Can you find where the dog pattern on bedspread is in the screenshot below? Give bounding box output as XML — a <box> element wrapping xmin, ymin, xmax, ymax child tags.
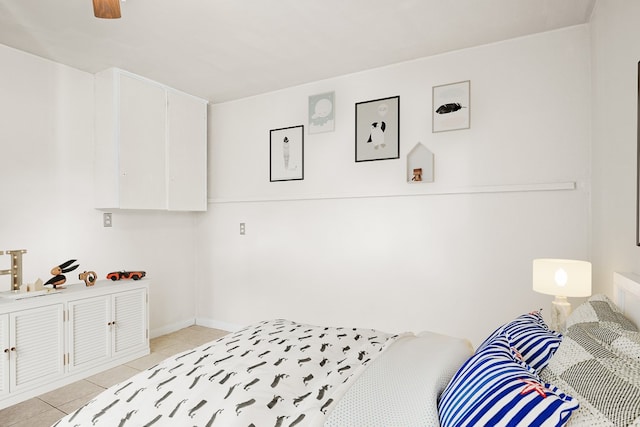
<box><xmin>52</xmin><ymin>319</ymin><xmax>400</xmax><ymax>427</ymax></box>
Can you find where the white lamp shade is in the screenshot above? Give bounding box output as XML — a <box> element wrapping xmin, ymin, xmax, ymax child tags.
<box><xmin>532</xmin><ymin>259</ymin><xmax>592</xmax><ymax>298</ymax></box>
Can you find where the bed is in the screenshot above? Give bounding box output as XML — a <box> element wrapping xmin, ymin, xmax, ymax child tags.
<box><xmin>52</xmin><ymin>272</ymin><xmax>640</xmax><ymax>427</ymax></box>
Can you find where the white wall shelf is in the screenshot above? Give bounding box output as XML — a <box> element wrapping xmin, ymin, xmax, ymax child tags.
<box><xmin>208</xmin><ymin>181</ymin><xmax>577</xmax><ymax>204</ymax></box>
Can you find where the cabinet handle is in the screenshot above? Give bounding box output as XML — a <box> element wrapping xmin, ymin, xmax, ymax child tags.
<box><xmin>3</xmin><ymin>348</ymin><xmax>8</xmax><ymax>353</ymax></box>
<box><xmin>10</xmin><ymin>347</ymin><xmax>16</xmax><ymax>352</ymax></box>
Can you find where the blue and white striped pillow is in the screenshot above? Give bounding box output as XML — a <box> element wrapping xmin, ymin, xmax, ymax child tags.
<box><xmin>476</xmin><ymin>311</ymin><xmax>562</xmax><ymax>372</ymax></box>
<box><xmin>439</xmin><ymin>335</ymin><xmax>578</xmax><ymax>427</ymax></box>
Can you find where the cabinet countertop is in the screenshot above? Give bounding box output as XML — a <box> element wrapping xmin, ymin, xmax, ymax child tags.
<box><xmin>0</xmin><ymin>279</ymin><xmax>150</xmax><ymax>313</ymax></box>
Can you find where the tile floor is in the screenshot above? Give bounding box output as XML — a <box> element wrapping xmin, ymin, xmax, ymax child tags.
<box><xmin>0</xmin><ymin>325</ymin><xmax>229</xmax><ymax>427</ymax></box>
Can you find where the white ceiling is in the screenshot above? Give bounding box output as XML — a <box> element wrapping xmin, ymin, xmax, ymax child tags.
<box><xmin>0</xmin><ymin>0</ymin><xmax>595</xmax><ymax>103</ymax></box>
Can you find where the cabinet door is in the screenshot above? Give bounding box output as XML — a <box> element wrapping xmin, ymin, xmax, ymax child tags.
<box><xmin>68</xmin><ymin>296</ymin><xmax>111</xmax><ymax>373</ymax></box>
<box><xmin>10</xmin><ymin>305</ymin><xmax>64</xmax><ymax>393</ymax></box>
<box><xmin>112</xmin><ymin>288</ymin><xmax>147</xmax><ymax>357</ymax></box>
<box><xmin>0</xmin><ymin>314</ymin><xmax>8</xmax><ymax>398</ymax></box>
<box><xmin>119</xmin><ymin>73</ymin><xmax>167</xmax><ymax>209</ymax></box>
<box><xmin>167</xmin><ymin>90</ymin><xmax>207</xmax><ymax>211</ymax></box>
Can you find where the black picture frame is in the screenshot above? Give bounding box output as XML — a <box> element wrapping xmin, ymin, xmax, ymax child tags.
<box><xmin>270</xmin><ymin>125</ymin><xmax>304</xmax><ymax>182</ymax></box>
<box><xmin>355</xmin><ymin>95</ymin><xmax>400</xmax><ymax>162</ymax></box>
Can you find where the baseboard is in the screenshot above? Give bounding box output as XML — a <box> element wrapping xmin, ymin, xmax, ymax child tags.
<box><xmin>150</xmin><ymin>317</ymin><xmax>196</xmax><ymax>338</ymax></box>
<box><xmin>196</xmin><ymin>317</ymin><xmax>244</xmax><ymax>332</ymax></box>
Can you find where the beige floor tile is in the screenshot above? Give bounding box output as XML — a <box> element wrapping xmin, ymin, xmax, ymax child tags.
<box><xmin>37</xmin><ymin>380</ymin><xmax>104</xmax><ymax>408</ymax></box>
<box><xmin>125</xmin><ymin>351</ymin><xmax>169</xmax><ymax>371</ymax></box>
<box><xmin>56</xmin><ymin>389</ymin><xmax>103</xmax><ymax>415</ymax></box>
<box><xmin>186</xmin><ymin>324</ymin><xmax>214</xmax><ymax>333</ymax></box>
<box><xmin>205</xmin><ymin>329</ymin><xmax>230</xmax><ymax>341</ymax></box>
<box><xmin>0</xmin><ymin>398</ymin><xmax>51</xmax><ymax>426</ymax></box>
<box><xmin>85</xmin><ymin>364</ymin><xmax>141</xmax><ymax>388</ymax></box>
<box><xmin>179</xmin><ymin>329</ymin><xmax>218</xmax><ymax>346</ymax></box>
<box><xmin>155</xmin><ymin>340</ymin><xmax>197</xmax><ymax>357</ymax></box>
<box><xmin>10</xmin><ymin>407</ymin><xmax>66</xmax><ymax>427</ymax></box>
<box><xmin>150</xmin><ymin>335</ymin><xmax>182</xmax><ymax>352</ymax></box>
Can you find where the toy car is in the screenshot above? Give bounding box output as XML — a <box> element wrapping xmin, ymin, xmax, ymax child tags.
<box><xmin>106</xmin><ymin>270</ymin><xmax>146</xmax><ymax>281</ymax></box>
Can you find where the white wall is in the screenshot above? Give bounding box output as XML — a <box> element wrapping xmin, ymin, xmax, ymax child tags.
<box><xmin>197</xmin><ymin>26</ymin><xmax>592</xmax><ymax>346</ymax></box>
<box><xmin>0</xmin><ymin>44</ymin><xmax>199</xmax><ymax>336</ymax></box>
<box><xmin>0</xmin><ymin>20</ymin><xmax>600</xmax><ymax>348</ymax></box>
<box><xmin>590</xmin><ymin>0</ymin><xmax>640</xmax><ymax>295</ymax></box>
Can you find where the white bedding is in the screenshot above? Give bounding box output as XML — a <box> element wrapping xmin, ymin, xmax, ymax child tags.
<box><xmin>51</xmin><ymin>320</ymin><xmax>472</xmax><ymax>427</ymax></box>
<box><xmin>325</xmin><ymin>331</ymin><xmax>472</xmax><ymax>426</ymax></box>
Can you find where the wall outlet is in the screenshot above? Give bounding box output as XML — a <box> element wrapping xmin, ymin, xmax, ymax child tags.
<box><xmin>103</xmin><ymin>212</ymin><xmax>113</xmax><ymax>227</ymax></box>
<box><xmin>240</xmin><ymin>222</ymin><xmax>246</xmax><ymax>235</ymax></box>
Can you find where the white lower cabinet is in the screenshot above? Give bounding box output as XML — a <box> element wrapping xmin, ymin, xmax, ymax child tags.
<box><xmin>0</xmin><ymin>304</ymin><xmax>64</xmax><ymax>398</ymax></box>
<box><xmin>0</xmin><ymin>313</ymin><xmax>7</xmax><ymax>398</ymax></box>
<box><xmin>68</xmin><ymin>288</ymin><xmax>147</xmax><ymax>373</ymax></box>
<box><xmin>0</xmin><ymin>280</ymin><xmax>149</xmax><ymax>409</ymax></box>
<box><xmin>68</xmin><ymin>295</ymin><xmax>110</xmax><ymax>373</ymax></box>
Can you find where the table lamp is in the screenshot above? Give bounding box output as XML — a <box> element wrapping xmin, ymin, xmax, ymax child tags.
<box><xmin>532</xmin><ymin>258</ymin><xmax>592</xmax><ymax>332</ymax></box>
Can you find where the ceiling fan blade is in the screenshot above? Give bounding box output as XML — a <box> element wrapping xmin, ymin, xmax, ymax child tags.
<box><xmin>93</xmin><ymin>0</ymin><xmax>121</xmax><ymax>19</ymax></box>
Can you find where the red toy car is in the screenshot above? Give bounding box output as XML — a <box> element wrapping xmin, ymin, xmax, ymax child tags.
<box><xmin>106</xmin><ymin>270</ymin><xmax>146</xmax><ymax>281</ymax></box>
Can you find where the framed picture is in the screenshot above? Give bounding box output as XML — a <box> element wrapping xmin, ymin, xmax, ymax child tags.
<box><xmin>270</xmin><ymin>125</ymin><xmax>304</xmax><ymax>182</ymax></box>
<box><xmin>432</xmin><ymin>80</ymin><xmax>470</xmax><ymax>133</ymax></box>
<box><xmin>355</xmin><ymin>95</ymin><xmax>400</xmax><ymax>162</ymax></box>
<box><xmin>308</xmin><ymin>91</ymin><xmax>335</xmax><ymax>134</ymax></box>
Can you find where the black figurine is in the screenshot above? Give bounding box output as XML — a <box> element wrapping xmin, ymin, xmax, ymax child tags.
<box><xmin>44</xmin><ymin>259</ymin><xmax>79</xmax><ymax>289</ymax></box>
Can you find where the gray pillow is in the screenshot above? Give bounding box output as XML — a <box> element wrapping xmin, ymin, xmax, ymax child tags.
<box><xmin>540</xmin><ymin>295</ymin><xmax>640</xmax><ymax>426</ymax></box>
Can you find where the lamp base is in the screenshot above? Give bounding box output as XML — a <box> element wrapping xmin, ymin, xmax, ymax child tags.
<box><xmin>550</xmin><ymin>296</ymin><xmax>572</xmax><ymax>332</ymax></box>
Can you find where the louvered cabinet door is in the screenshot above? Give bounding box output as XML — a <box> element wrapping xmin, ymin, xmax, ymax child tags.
<box><xmin>0</xmin><ymin>314</ymin><xmax>8</xmax><ymax>398</ymax></box>
<box><xmin>68</xmin><ymin>296</ymin><xmax>111</xmax><ymax>373</ymax></box>
<box><xmin>112</xmin><ymin>288</ymin><xmax>147</xmax><ymax>357</ymax></box>
<box><xmin>10</xmin><ymin>304</ymin><xmax>64</xmax><ymax>393</ymax></box>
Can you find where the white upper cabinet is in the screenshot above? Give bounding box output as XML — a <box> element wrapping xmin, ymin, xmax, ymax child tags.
<box><xmin>167</xmin><ymin>90</ymin><xmax>208</xmax><ymax>211</ymax></box>
<box><xmin>94</xmin><ymin>68</ymin><xmax>208</xmax><ymax>211</ymax></box>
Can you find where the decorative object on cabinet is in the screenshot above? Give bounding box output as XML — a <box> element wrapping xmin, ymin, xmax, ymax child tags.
<box><xmin>412</xmin><ymin>168</ymin><xmax>423</xmax><ymax>181</ymax></box>
<box><xmin>532</xmin><ymin>258</ymin><xmax>592</xmax><ymax>332</ymax></box>
<box><xmin>432</xmin><ymin>80</ymin><xmax>470</xmax><ymax>133</ymax></box>
<box><xmin>407</xmin><ymin>143</ymin><xmax>434</xmax><ymax>183</ymax></box>
<box><xmin>93</xmin><ymin>0</ymin><xmax>121</xmax><ymax>19</ymax></box>
<box><xmin>308</xmin><ymin>91</ymin><xmax>335</xmax><ymax>134</ymax></box>
<box><xmin>94</xmin><ymin>68</ymin><xmax>208</xmax><ymax>211</ymax></box>
<box><xmin>0</xmin><ymin>249</ymin><xmax>27</xmax><ymax>291</ymax></box>
<box><xmin>44</xmin><ymin>259</ymin><xmax>79</xmax><ymax>289</ymax></box>
<box><xmin>106</xmin><ymin>270</ymin><xmax>146</xmax><ymax>281</ymax></box>
<box><xmin>355</xmin><ymin>96</ymin><xmax>400</xmax><ymax>162</ymax></box>
<box><xmin>270</xmin><ymin>125</ymin><xmax>304</xmax><ymax>182</ymax></box>
<box><xmin>79</xmin><ymin>271</ymin><xmax>97</xmax><ymax>286</ymax></box>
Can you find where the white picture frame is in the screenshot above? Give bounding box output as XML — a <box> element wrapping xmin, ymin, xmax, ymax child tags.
<box><xmin>308</xmin><ymin>91</ymin><xmax>335</xmax><ymax>134</ymax></box>
<box><xmin>432</xmin><ymin>80</ymin><xmax>470</xmax><ymax>133</ymax></box>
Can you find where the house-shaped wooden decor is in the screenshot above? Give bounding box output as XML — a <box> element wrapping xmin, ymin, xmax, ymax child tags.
<box><xmin>406</xmin><ymin>142</ymin><xmax>434</xmax><ymax>183</ymax></box>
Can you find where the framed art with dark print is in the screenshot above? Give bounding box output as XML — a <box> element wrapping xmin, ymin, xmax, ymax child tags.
<box><xmin>355</xmin><ymin>95</ymin><xmax>400</xmax><ymax>162</ymax></box>
<box><xmin>270</xmin><ymin>125</ymin><xmax>304</xmax><ymax>182</ymax></box>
